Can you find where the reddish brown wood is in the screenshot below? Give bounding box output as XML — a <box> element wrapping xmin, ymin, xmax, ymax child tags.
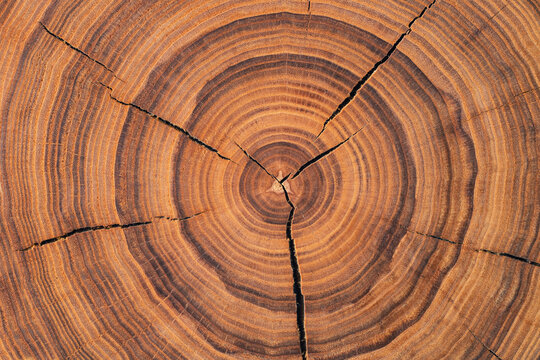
<box><xmin>0</xmin><ymin>1</ymin><xmax>538</xmax><ymax>359</ymax></box>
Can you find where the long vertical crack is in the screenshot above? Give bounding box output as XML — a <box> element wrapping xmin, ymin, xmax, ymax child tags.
<box><xmin>17</xmin><ymin>212</ymin><xmax>206</xmax><ymax>252</ymax></box>
<box><xmin>39</xmin><ymin>22</ymin><xmax>121</xmax><ymax>81</ymax></box>
<box><xmin>100</xmin><ymin>84</ymin><xmax>232</xmax><ymax>161</ymax></box>
<box><xmin>317</xmin><ymin>0</ymin><xmax>438</xmax><ymax>137</ymax></box>
<box><xmin>282</xmin><ymin>186</ymin><xmax>307</xmax><ymax>360</ymax></box>
<box><xmin>235</xmin><ymin>143</ymin><xmax>307</xmax><ymax>359</ymax></box>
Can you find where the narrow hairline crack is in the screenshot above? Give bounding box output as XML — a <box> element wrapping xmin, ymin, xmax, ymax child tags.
<box><xmin>39</xmin><ymin>22</ymin><xmax>123</xmax><ymax>81</ymax></box>
<box><xmin>291</xmin><ymin>127</ymin><xmax>363</xmax><ymax>180</ymax></box>
<box><xmin>17</xmin><ymin>211</ymin><xmax>207</xmax><ymax>252</ymax></box>
<box><xmin>99</xmin><ymin>83</ymin><xmax>233</xmax><ymax>162</ymax></box>
<box><xmin>407</xmin><ymin>229</ymin><xmax>461</xmax><ymax>246</ymax></box>
<box><xmin>316</xmin><ymin>0</ymin><xmax>438</xmax><ymax>137</ymax></box>
<box><xmin>466</xmin><ymin>328</ymin><xmax>503</xmax><ymax>360</ymax></box>
<box><xmin>235</xmin><ymin>144</ymin><xmax>308</xmax><ymax>359</ymax></box>
<box><xmin>406</xmin><ymin>229</ymin><xmax>540</xmax><ymax>268</ymax></box>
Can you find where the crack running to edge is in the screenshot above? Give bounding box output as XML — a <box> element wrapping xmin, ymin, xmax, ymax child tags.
<box><xmin>235</xmin><ymin>144</ymin><xmax>308</xmax><ymax>359</ymax></box>
<box><xmin>18</xmin><ymin>212</ymin><xmax>206</xmax><ymax>252</ymax></box>
<box><xmin>466</xmin><ymin>329</ymin><xmax>503</xmax><ymax>360</ymax></box>
<box><xmin>407</xmin><ymin>229</ymin><xmax>540</xmax><ymax>268</ymax></box>
<box><xmin>40</xmin><ymin>22</ymin><xmax>122</xmax><ymax>81</ymax></box>
<box><xmin>99</xmin><ymin>83</ymin><xmax>232</xmax><ymax>162</ymax></box>
<box><xmin>476</xmin><ymin>248</ymin><xmax>540</xmax><ymax>267</ymax></box>
<box><xmin>291</xmin><ymin>128</ymin><xmax>362</xmax><ymax>179</ymax></box>
<box><xmin>317</xmin><ymin>0</ymin><xmax>438</xmax><ymax>137</ymax></box>
<box><xmin>283</xmin><ymin>186</ymin><xmax>307</xmax><ymax>360</ymax></box>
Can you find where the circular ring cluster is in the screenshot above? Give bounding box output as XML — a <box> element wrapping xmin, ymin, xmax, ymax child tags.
<box><xmin>2</xmin><ymin>2</ymin><xmax>538</xmax><ymax>360</ymax></box>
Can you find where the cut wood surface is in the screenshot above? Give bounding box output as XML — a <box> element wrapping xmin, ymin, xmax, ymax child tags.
<box><xmin>0</xmin><ymin>0</ymin><xmax>538</xmax><ymax>359</ymax></box>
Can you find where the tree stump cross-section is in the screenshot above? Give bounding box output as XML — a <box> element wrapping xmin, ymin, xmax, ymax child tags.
<box><xmin>0</xmin><ymin>0</ymin><xmax>538</xmax><ymax>359</ymax></box>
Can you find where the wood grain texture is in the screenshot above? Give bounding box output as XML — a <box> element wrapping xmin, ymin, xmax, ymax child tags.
<box><xmin>0</xmin><ymin>0</ymin><xmax>538</xmax><ymax>359</ymax></box>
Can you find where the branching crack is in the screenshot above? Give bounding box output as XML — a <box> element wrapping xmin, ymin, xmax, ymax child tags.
<box><xmin>407</xmin><ymin>229</ymin><xmax>540</xmax><ymax>268</ymax></box>
<box><xmin>100</xmin><ymin>83</ymin><xmax>232</xmax><ymax>161</ymax></box>
<box><xmin>18</xmin><ymin>212</ymin><xmax>205</xmax><ymax>252</ymax></box>
<box><xmin>466</xmin><ymin>328</ymin><xmax>503</xmax><ymax>360</ymax></box>
<box><xmin>39</xmin><ymin>22</ymin><xmax>121</xmax><ymax>80</ymax></box>
<box><xmin>291</xmin><ymin>128</ymin><xmax>362</xmax><ymax>179</ymax></box>
<box><xmin>317</xmin><ymin>0</ymin><xmax>438</xmax><ymax>137</ymax></box>
<box><xmin>235</xmin><ymin>144</ymin><xmax>307</xmax><ymax>359</ymax></box>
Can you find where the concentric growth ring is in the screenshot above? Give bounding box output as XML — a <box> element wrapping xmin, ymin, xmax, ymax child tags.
<box><xmin>1</xmin><ymin>1</ymin><xmax>538</xmax><ymax>360</ymax></box>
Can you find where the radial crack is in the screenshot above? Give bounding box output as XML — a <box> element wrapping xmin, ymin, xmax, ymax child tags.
<box><xmin>18</xmin><ymin>213</ymin><xmax>205</xmax><ymax>252</ymax></box>
<box><xmin>476</xmin><ymin>248</ymin><xmax>540</xmax><ymax>267</ymax></box>
<box><xmin>235</xmin><ymin>145</ymin><xmax>308</xmax><ymax>358</ymax></box>
<box><xmin>407</xmin><ymin>229</ymin><xmax>462</xmax><ymax>245</ymax></box>
<box><xmin>317</xmin><ymin>0</ymin><xmax>438</xmax><ymax>137</ymax></box>
<box><xmin>101</xmin><ymin>84</ymin><xmax>232</xmax><ymax>161</ymax></box>
<box><xmin>40</xmin><ymin>22</ymin><xmax>121</xmax><ymax>80</ymax></box>
<box><xmin>18</xmin><ymin>221</ymin><xmax>151</xmax><ymax>251</ymax></box>
<box><xmin>282</xmin><ymin>187</ymin><xmax>308</xmax><ymax>360</ymax></box>
<box><xmin>408</xmin><ymin>229</ymin><xmax>540</xmax><ymax>268</ymax></box>
<box><xmin>466</xmin><ymin>329</ymin><xmax>503</xmax><ymax>360</ymax></box>
<box><xmin>154</xmin><ymin>211</ymin><xmax>207</xmax><ymax>222</ymax></box>
<box><xmin>292</xmin><ymin>128</ymin><xmax>362</xmax><ymax>179</ymax></box>
<box><xmin>280</xmin><ymin>173</ymin><xmax>292</xmax><ymax>184</ymax></box>
<box><xmin>234</xmin><ymin>143</ymin><xmax>278</xmax><ymax>181</ymax></box>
